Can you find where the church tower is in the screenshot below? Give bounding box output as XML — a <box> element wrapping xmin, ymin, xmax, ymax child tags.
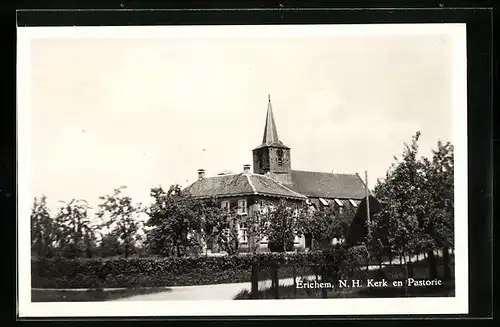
<box><xmin>252</xmin><ymin>95</ymin><xmax>293</xmax><ymax>185</ymax></box>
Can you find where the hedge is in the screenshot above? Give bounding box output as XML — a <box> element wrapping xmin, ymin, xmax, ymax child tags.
<box><xmin>32</xmin><ymin>245</ymin><xmax>369</xmax><ymax>289</ymax></box>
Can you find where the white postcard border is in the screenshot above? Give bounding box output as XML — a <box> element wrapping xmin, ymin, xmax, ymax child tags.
<box><xmin>17</xmin><ymin>23</ymin><xmax>468</xmax><ymax>317</ymax></box>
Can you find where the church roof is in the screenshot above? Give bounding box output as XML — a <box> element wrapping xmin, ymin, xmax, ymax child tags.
<box><xmin>183</xmin><ymin>172</ymin><xmax>306</xmax><ymax>200</ymax></box>
<box><xmin>253</xmin><ymin>95</ymin><xmax>290</xmax><ymax>150</ymax></box>
<box><xmin>287</xmin><ymin>170</ymin><xmax>369</xmax><ymax>199</ymax></box>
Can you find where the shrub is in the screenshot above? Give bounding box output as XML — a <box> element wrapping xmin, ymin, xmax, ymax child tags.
<box><xmin>31</xmin><ymin>246</ymin><xmax>368</xmax><ymax>289</ymax></box>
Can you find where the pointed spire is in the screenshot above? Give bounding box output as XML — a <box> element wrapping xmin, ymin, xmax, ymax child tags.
<box><xmin>262</xmin><ymin>94</ymin><xmax>279</xmax><ymax>145</ymax></box>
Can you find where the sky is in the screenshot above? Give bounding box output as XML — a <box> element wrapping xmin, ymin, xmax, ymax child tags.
<box><xmin>27</xmin><ymin>27</ymin><xmax>454</xmax><ymax>213</ymax></box>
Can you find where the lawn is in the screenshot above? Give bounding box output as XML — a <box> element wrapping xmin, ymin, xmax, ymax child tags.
<box><xmin>31</xmin><ymin>287</ymin><xmax>172</xmax><ymax>302</ymax></box>
<box><xmin>235</xmin><ymin>255</ymin><xmax>455</xmax><ymax>300</ymax></box>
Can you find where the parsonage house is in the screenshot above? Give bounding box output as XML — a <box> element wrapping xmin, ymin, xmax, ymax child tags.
<box><xmin>183</xmin><ymin>96</ymin><xmax>377</xmax><ymax>252</ymax></box>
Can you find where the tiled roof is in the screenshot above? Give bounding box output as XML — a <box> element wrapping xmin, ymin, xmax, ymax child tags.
<box><xmin>250</xmin><ymin>174</ymin><xmax>306</xmax><ymax>199</ymax></box>
<box><xmin>183</xmin><ymin>173</ymin><xmax>306</xmax><ymax>200</ymax></box>
<box><xmin>287</xmin><ymin>170</ymin><xmax>369</xmax><ymax>199</ymax></box>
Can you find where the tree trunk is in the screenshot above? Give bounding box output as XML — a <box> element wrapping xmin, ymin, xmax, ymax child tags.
<box><xmin>124</xmin><ymin>243</ymin><xmax>129</xmax><ymax>258</ymax></box>
<box><xmin>427</xmin><ymin>250</ymin><xmax>438</xmax><ymax>278</ymax></box>
<box><xmin>407</xmin><ymin>254</ymin><xmax>414</xmax><ymax>278</ymax></box>
<box><xmin>443</xmin><ymin>246</ymin><xmax>451</xmax><ymax>280</ymax></box>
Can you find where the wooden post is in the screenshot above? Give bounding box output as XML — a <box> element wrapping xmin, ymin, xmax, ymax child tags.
<box><xmin>321</xmin><ymin>265</ymin><xmax>328</xmax><ymax>298</ymax></box>
<box><xmin>272</xmin><ymin>263</ymin><xmax>279</xmax><ymax>299</ymax></box>
<box><xmin>365</xmin><ymin>170</ymin><xmax>371</xmax><ymax>231</ymax></box>
<box><xmin>403</xmin><ymin>252</ymin><xmax>409</xmax><ymax>297</ymax></box>
<box><xmin>251</xmin><ymin>263</ymin><xmax>258</xmax><ymax>299</ymax></box>
<box><xmin>292</xmin><ymin>265</ymin><xmax>297</xmax><ymax>298</ymax></box>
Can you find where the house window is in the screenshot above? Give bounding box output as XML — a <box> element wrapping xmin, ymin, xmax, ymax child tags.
<box><xmin>259</xmin><ymin>200</ymin><xmax>267</xmax><ymax>214</ymax></box>
<box><xmin>221</xmin><ymin>201</ymin><xmax>230</xmax><ymax>213</ymax></box>
<box><xmin>237</xmin><ymin>199</ymin><xmax>247</xmax><ymax>215</ymax></box>
<box><xmin>349</xmin><ymin>199</ymin><xmax>359</xmax><ymax>208</ymax></box>
<box><xmin>222</xmin><ymin>228</ymin><xmax>230</xmax><ymax>239</ymax></box>
<box><xmin>239</xmin><ymin>223</ymin><xmax>248</xmax><ymax>243</ymax></box>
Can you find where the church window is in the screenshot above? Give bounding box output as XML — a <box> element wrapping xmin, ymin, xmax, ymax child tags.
<box><xmin>277</xmin><ymin>148</ymin><xmax>284</xmax><ymax>166</ymax></box>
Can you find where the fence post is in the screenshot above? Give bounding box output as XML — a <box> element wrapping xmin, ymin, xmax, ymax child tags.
<box><xmin>272</xmin><ymin>263</ymin><xmax>279</xmax><ymax>299</ymax></box>
<box><xmin>403</xmin><ymin>254</ymin><xmax>409</xmax><ymax>297</ymax></box>
<box><xmin>251</xmin><ymin>263</ymin><xmax>258</xmax><ymax>299</ymax></box>
<box><xmin>321</xmin><ymin>265</ymin><xmax>327</xmax><ymax>298</ymax></box>
<box><xmin>293</xmin><ymin>265</ymin><xmax>297</xmax><ymax>298</ymax></box>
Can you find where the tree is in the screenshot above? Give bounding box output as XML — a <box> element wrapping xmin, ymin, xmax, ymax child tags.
<box><xmin>370</xmin><ymin>132</ymin><xmax>455</xmax><ymax>279</ymax></box>
<box><xmin>371</xmin><ymin>132</ymin><xmax>427</xmax><ymax>270</ymax></box>
<box><xmin>264</xmin><ymin>199</ymin><xmax>302</xmax><ymax>253</ymax></box>
<box><xmin>197</xmin><ymin>197</ymin><xmax>227</xmax><ymax>253</ymax></box>
<box><xmin>145</xmin><ymin>185</ymin><xmax>202</xmax><ymax>257</ymax></box>
<box><xmin>96</xmin><ymin>186</ymin><xmax>144</xmax><ymax>258</ymax></box>
<box><xmin>53</xmin><ymin>199</ymin><xmax>97</xmax><ymax>258</ymax></box>
<box><xmin>30</xmin><ymin>195</ymin><xmax>56</xmax><ymax>258</ymax></box>
<box><xmin>299</xmin><ymin>201</ymin><xmax>356</xmax><ymax>251</ymax></box>
<box><xmin>216</xmin><ymin>208</ymin><xmax>241</xmax><ymax>255</ymax></box>
<box><xmin>245</xmin><ymin>210</ymin><xmax>269</xmax><ymax>254</ymax></box>
<box><xmin>420</xmin><ymin>141</ymin><xmax>454</xmax><ymax>279</ymax></box>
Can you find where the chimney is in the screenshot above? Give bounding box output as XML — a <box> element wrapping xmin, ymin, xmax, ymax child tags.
<box><xmin>243</xmin><ymin>164</ymin><xmax>251</xmax><ymax>174</ymax></box>
<box><xmin>197</xmin><ymin>169</ymin><xmax>205</xmax><ymax>180</ymax></box>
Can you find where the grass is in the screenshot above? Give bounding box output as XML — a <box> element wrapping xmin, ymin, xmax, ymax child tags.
<box><xmin>31</xmin><ymin>287</ymin><xmax>172</xmax><ymax>302</ymax></box>
<box><xmin>235</xmin><ymin>255</ymin><xmax>455</xmax><ymax>300</ymax></box>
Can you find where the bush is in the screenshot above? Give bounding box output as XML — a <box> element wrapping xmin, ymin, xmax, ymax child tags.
<box><xmin>32</xmin><ymin>246</ymin><xmax>368</xmax><ymax>289</ymax></box>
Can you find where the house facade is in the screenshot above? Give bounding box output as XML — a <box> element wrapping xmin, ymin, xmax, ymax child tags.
<box><xmin>183</xmin><ymin>95</ymin><xmax>374</xmax><ymax>252</ymax></box>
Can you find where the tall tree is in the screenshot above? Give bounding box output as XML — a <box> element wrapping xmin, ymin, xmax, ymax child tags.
<box><xmin>96</xmin><ymin>186</ymin><xmax>144</xmax><ymax>258</ymax></box>
<box><xmin>53</xmin><ymin>199</ymin><xmax>96</xmax><ymax>258</ymax></box>
<box><xmin>197</xmin><ymin>197</ymin><xmax>227</xmax><ymax>253</ymax></box>
<box><xmin>372</xmin><ymin>132</ymin><xmax>426</xmax><ymax>270</ymax></box>
<box><xmin>421</xmin><ymin>141</ymin><xmax>454</xmax><ymax>279</ymax></box>
<box><xmin>145</xmin><ymin>185</ymin><xmax>202</xmax><ymax>257</ymax></box>
<box><xmin>216</xmin><ymin>207</ymin><xmax>241</xmax><ymax>255</ymax></box>
<box><xmin>30</xmin><ymin>196</ymin><xmax>56</xmax><ymax>258</ymax></box>
<box><xmin>265</xmin><ymin>199</ymin><xmax>302</xmax><ymax>253</ymax></box>
<box><xmin>245</xmin><ymin>210</ymin><xmax>269</xmax><ymax>254</ymax></box>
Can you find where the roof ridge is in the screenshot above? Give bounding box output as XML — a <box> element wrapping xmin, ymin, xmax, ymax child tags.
<box><xmin>245</xmin><ymin>174</ymin><xmax>258</xmax><ymax>194</ymax></box>
<box><xmin>258</xmin><ymin>174</ymin><xmax>307</xmax><ymax>198</ymax></box>
<box><xmin>291</xmin><ymin>169</ymin><xmax>358</xmax><ymax>176</ymax></box>
<box><xmin>202</xmin><ymin>172</ymin><xmax>243</xmax><ymax>179</ymax></box>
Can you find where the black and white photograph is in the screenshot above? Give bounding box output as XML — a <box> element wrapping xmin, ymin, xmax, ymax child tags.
<box><xmin>17</xmin><ymin>23</ymin><xmax>468</xmax><ymax>317</ymax></box>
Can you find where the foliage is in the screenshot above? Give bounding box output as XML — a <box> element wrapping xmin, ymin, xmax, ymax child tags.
<box><xmin>31</xmin><ymin>196</ymin><xmax>56</xmax><ymax>258</ymax></box>
<box><xmin>421</xmin><ymin>141</ymin><xmax>454</xmax><ymax>249</ymax></box>
<box><xmin>245</xmin><ymin>211</ymin><xmax>269</xmax><ymax>254</ymax></box>
<box><xmin>144</xmin><ymin>185</ymin><xmax>203</xmax><ymax>257</ymax></box>
<box><xmin>371</xmin><ymin>131</ymin><xmax>454</xmax><ymax>268</ymax></box>
<box><xmin>301</xmin><ymin>204</ymin><xmax>356</xmax><ymax>250</ymax></box>
<box><xmin>264</xmin><ymin>199</ymin><xmax>302</xmax><ymax>252</ymax></box>
<box><xmin>96</xmin><ymin>186</ymin><xmax>144</xmax><ymax>258</ymax></box>
<box><xmin>53</xmin><ymin>199</ymin><xmax>97</xmax><ymax>258</ymax></box>
<box><xmin>31</xmin><ymin>249</ymin><xmax>368</xmax><ymax>288</ymax></box>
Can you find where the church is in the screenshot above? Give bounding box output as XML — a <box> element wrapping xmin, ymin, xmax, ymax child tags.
<box><xmin>183</xmin><ymin>95</ymin><xmax>373</xmax><ymax>252</ymax></box>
